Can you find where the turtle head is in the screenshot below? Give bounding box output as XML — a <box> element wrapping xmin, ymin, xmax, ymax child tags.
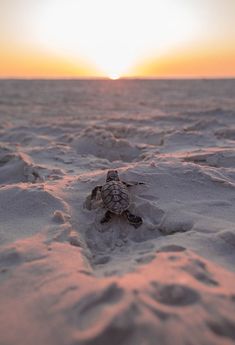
<box><xmin>106</xmin><ymin>170</ymin><xmax>120</xmax><ymax>182</ymax></box>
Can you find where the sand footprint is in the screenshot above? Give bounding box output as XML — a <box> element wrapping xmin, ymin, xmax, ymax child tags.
<box><xmin>157</xmin><ymin>244</ymin><xmax>186</xmax><ymax>253</ymax></box>
<box><xmin>68</xmin><ymin>283</ymin><xmax>124</xmax><ymax>330</ymax></box>
<box><xmin>182</xmin><ymin>258</ymin><xmax>219</xmax><ymax>287</ymax></box>
<box><xmin>150</xmin><ymin>282</ymin><xmax>200</xmax><ymax>306</ymax></box>
<box><xmin>207</xmin><ymin>318</ymin><xmax>235</xmax><ymax>341</ymax></box>
<box><xmin>68</xmin><ymin>283</ymin><xmax>143</xmax><ymax>345</ymax></box>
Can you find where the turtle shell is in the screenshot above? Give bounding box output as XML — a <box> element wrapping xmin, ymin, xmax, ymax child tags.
<box><xmin>101</xmin><ymin>181</ymin><xmax>130</xmax><ymax>214</ymax></box>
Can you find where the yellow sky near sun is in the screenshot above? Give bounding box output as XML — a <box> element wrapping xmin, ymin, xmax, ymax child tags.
<box><xmin>0</xmin><ymin>0</ymin><xmax>235</xmax><ymax>78</ymax></box>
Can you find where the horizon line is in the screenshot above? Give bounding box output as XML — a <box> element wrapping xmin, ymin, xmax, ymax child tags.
<box><xmin>0</xmin><ymin>76</ymin><xmax>235</xmax><ymax>81</ymax></box>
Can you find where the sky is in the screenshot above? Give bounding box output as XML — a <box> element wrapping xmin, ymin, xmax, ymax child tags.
<box><xmin>1</xmin><ymin>0</ymin><xmax>235</xmax><ymax>78</ymax></box>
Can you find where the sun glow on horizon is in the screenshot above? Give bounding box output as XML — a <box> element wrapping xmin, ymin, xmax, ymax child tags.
<box><xmin>30</xmin><ymin>0</ymin><xmax>200</xmax><ymax>78</ymax></box>
<box><xmin>108</xmin><ymin>73</ymin><xmax>120</xmax><ymax>80</ymax></box>
<box><xmin>1</xmin><ymin>0</ymin><xmax>235</xmax><ymax>77</ymax></box>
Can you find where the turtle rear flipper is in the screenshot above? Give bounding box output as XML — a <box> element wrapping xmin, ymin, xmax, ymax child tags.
<box><xmin>100</xmin><ymin>210</ymin><xmax>112</xmax><ymax>224</ymax></box>
<box><xmin>125</xmin><ymin>210</ymin><xmax>142</xmax><ymax>228</ymax></box>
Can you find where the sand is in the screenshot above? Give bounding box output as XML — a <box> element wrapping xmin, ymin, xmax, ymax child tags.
<box><xmin>0</xmin><ymin>79</ymin><xmax>235</xmax><ymax>345</ymax></box>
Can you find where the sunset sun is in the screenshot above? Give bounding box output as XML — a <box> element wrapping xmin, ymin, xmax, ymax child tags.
<box><xmin>109</xmin><ymin>74</ymin><xmax>120</xmax><ymax>80</ymax></box>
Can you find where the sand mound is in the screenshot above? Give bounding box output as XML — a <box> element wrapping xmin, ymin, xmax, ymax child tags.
<box><xmin>1</xmin><ymin>128</ymin><xmax>52</xmax><ymax>147</ymax></box>
<box><xmin>0</xmin><ymin>149</ymin><xmax>44</xmax><ymax>184</ymax></box>
<box><xmin>73</xmin><ymin>127</ymin><xmax>140</xmax><ymax>162</ymax></box>
<box><xmin>100</xmin><ymin>124</ymin><xmax>164</xmax><ymax>146</ymax></box>
<box><xmin>183</xmin><ymin>119</ymin><xmax>223</xmax><ymax>132</ymax></box>
<box><xmin>163</xmin><ymin>131</ymin><xmax>217</xmax><ymax>152</ymax></box>
<box><xmin>183</xmin><ymin>149</ymin><xmax>235</xmax><ymax>168</ymax></box>
<box><xmin>215</xmin><ymin>127</ymin><xmax>235</xmax><ymax>140</ymax></box>
<box><xmin>0</xmin><ymin>186</ymin><xmax>68</xmax><ymax>244</ymax></box>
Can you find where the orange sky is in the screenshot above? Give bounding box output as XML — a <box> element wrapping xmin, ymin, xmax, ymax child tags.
<box><xmin>1</xmin><ymin>0</ymin><xmax>235</xmax><ymax>78</ymax></box>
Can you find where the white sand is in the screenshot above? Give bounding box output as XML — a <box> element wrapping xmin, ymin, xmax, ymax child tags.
<box><xmin>0</xmin><ymin>79</ymin><xmax>235</xmax><ymax>345</ymax></box>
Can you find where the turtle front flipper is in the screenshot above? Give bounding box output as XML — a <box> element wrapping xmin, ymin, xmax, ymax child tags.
<box><xmin>122</xmin><ymin>181</ymin><xmax>145</xmax><ymax>187</ymax></box>
<box><xmin>125</xmin><ymin>210</ymin><xmax>142</xmax><ymax>228</ymax></box>
<box><xmin>91</xmin><ymin>185</ymin><xmax>102</xmax><ymax>200</ymax></box>
<box><xmin>100</xmin><ymin>210</ymin><xmax>112</xmax><ymax>224</ymax></box>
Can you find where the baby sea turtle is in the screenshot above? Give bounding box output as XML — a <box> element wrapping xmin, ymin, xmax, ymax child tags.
<box><xmin>91</xmin><ymin>170</ymin><xmax>143</xmax><ymax>228</ymax></box>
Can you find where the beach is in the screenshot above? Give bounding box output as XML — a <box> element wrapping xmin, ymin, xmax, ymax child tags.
<box><xmin>0</xmin><ymin>79</ymin><xmax>235</xmax><ymax>345</ymax></box>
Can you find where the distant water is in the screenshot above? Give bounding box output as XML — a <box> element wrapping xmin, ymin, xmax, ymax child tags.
<box><xmin>0</xmin><ymin>79</ymin><xmax>235</xmax><ymax>120</ymax></box>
